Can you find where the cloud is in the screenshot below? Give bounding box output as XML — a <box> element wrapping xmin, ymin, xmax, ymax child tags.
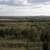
<box><xmin>32</xmin><ymin>0</ymin><xmax>50</xmax><ymax>3</ymax></box>
<box><xmin>0</xmin><ymin>2</ymin><xmax>50</xmax><ymax>16</ymax></box>
<box><xmin>11</xmin><ymin>0</ymin><xmax>32</xmax><ymax>6</ymax></box>
<box><xmin>0</xmin><ymin>5</ymin><xmax>32</xmax><ymax>16</ymax></box>
<box><xmin>0</xmin><ymin>0</ymin><xmax>50</xmax><ymax>6</ymax></box>
<box><xmin>0</xmin><ymin>0</ymin><xmax>50</xmax><ymax>16</ymax></box>
<box><xmin>0</xmin><ymin>0</ymin><xmax>29</xmax><ymax>6</ymax></box>
<box><xmin>31</xmin><ymin>1</ymin><xmax>50</xmax><ymax>16</ymax></box>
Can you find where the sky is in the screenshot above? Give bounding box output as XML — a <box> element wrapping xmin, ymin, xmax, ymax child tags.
<box><xmin>0</xmin><ymin>0</ymin><xmax>50</xmax><ymax>16</ymax></box>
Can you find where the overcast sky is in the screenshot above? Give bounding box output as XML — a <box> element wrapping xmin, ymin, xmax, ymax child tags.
<box><xmin>0</xmin><ymin>0</ymin><xmax>50</xmax><ymax>16</ymax></box>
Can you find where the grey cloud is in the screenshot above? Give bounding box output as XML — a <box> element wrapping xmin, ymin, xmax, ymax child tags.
<box><xmin>31</xmin><ymin>0</ymin><xmax>50</xmax><ymax>3</ymax></box>
<box><xmin>0</xmin><ymin>0</ymin><xmax>30</xmax><ymax>6</ymax></box>
<box><xmin>0</xmin><ymin>0</ymin><xmax>15</xmax><ymax>5</ymax></box>
<box><xmin>0</xmin><ymin>0</ymin><xmax>50</xmax><ymax>6</ymax></box>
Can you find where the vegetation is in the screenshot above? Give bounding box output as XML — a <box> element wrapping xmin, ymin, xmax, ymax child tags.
<box><xmin>0</xmin><ymin>20</ymin><xmax>49</xmax><ymax>50</ymax></box>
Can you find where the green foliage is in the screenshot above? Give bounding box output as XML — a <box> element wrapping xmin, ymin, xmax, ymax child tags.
<box><xmin>0</xmin><ymin>28</ymin><xmax>17</xmax><ymax>39</ymax></box>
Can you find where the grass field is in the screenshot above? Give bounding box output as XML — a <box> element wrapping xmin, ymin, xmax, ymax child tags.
<box><xmin>0</xmin><ymin>17</ymin><xmax>49</xmax><ymax>50</ymax></box>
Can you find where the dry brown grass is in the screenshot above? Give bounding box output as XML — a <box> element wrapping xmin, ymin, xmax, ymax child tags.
<box><xmin>0</xmin><ymin>47</ymin><xmax>26</xmax><ymax>50</ymax></box>
<box><xmin>0</xmin><ymin>22</ymin><xmax>32</xmax><ymax>30</ymax></box>
<box><xmin>0</xmin><ymin>21</ymin><xmax>49</xmax><ymax>50</ymax></box>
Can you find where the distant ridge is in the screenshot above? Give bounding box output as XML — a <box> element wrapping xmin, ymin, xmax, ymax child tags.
<box><xmin>0</xmin><ymin>16</ymin><xmax>50</xmax><ymax>22</ymax></box>
<box><xmin>0</xmin><ymin>16</ymin><xmax>50</xmax><ymax>18</ymax></box>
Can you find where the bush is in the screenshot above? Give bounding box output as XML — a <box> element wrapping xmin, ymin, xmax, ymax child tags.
<box><xmin>0</xmin><ymin>28</ymin><xmax>17</xmax><ymax>38</ymax></box>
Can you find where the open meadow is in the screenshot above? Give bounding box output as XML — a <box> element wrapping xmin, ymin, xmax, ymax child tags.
<box><xmin>0</xmin><ymin>16</ymin><xmax>50</xmax><ymax>50</ymax></box>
